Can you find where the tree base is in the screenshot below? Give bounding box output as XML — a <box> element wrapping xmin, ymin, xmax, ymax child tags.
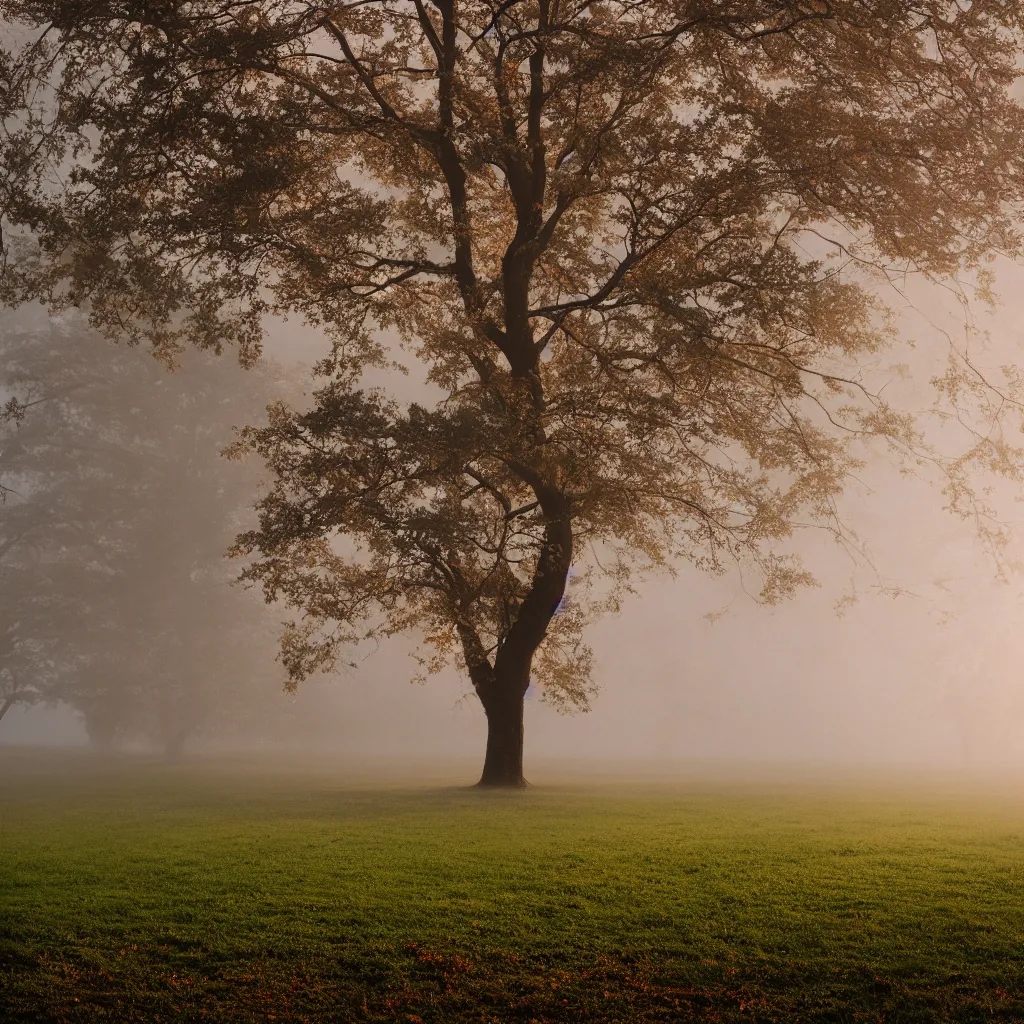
<box><xmin>474</xmin><ymin>775</ymin><xmax>530</xmax><ymax>789</ymax></box>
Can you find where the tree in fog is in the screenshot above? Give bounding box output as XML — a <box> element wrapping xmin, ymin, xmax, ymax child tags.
<box><xmin>0</xmin><ymin>322</ymin><xmax>106</xmax><ymax>724</ymax></box>
<box><xmin>0</xmin><ymin>313</ymin><xmax>290</xmax><ymax>753</ymax></box>
<box><xmin>4</xmin><ymin>4</ymin><xmax>1024</xmax><ymax>783</ymax></box>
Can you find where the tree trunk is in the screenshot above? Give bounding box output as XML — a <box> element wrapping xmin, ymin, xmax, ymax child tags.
<box><xmin>478</xmin><ymin>673</ymin><xmax>528</xmax><ymax>787</ymax></box>
<box><xmin>464</xmin><ymin>485</ymin><xmax>572</xmax><ymax>789</ymax></box>
<box><xmin>164</xmin><ymin>730</ymin><xmax>187</xmax><ymax>762</ymax></box>
<box><xmin>0</xmin><ymin>696</ymin><xmax>16</xmax><ymax>723</ymax></box>
<box><xmin>83</xmin><ymin>706</ymin><xmax>120</xmax><ymax>752</ymax></box>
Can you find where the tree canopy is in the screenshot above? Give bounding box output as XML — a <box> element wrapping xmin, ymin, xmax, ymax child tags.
<box><xmin>3</xmin><ymin>2</ymin><xmax>1024</xmax><ymax>782</ymax></box>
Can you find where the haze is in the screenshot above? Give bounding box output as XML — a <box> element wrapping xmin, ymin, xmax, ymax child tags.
<box><xmin>5</xmin><ymin>263</ymin><xmax>1024</xmax><ymax>773</ymax></box>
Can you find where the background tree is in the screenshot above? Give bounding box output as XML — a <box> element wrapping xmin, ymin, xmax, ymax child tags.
<box><xmin>0</xmin><ymin>313</ymin><xmax>111</xmax><ymax>726</ymax></box>
<box><xmin>0</xmin><ymin>310</ymin><xmax>293</xmax><ymax>754</ymax></box>
<box><xmin>3</xmin><ymin>3</ymin><xmax>1024</xmax><ymax>783</ymax></box>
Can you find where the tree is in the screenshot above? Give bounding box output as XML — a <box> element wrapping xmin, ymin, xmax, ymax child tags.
<box><xmin>0</xmin><ymin>310</ymin><xmax>293</xmax><ymax>754</ymax></box>
<box><xmin>3</xmin><ymin>3</ymin><xmax>1024</xmax><ymax>784</ymax></box>
<box><xmin>0</xmin><ymin>310</ymin><xmax>114</xmax><ymax>726</ymax></box>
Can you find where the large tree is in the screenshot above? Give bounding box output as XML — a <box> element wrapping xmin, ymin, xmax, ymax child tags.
<box><xmin>3</xmin><ymin>3</ymin><xmax>1024</xmax><ymax>784</ymax></box>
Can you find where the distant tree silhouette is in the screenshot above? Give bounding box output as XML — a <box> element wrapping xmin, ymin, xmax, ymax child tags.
<box><xmin>4</xmin><ymin>3</ymin><xmax>1024</xmax><ymax>782</ymax></box>
<box><xmin>0</xmin><ymin>311</ymin><xmax>292</xmax><ymax>753</ymax></box>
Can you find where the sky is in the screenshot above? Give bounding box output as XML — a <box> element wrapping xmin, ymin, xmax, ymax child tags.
<box><xmin>5</xmin><ymin>258</ymin><xmax>1024</xmax><ymax>770</ymax></box>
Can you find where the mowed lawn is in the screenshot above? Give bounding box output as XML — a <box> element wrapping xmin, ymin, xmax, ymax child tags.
<box><xmin>2</xmin><ymin>753</ymin><xmax>1024</xmax><ymax>1022</ymax></box>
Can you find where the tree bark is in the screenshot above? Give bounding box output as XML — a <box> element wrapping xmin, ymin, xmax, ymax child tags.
<box><xmin>477</xmin><ymin>665</ymin><xmax>529</xmax><ymax>787</ymax></box>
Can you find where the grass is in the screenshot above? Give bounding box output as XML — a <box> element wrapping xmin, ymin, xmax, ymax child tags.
<box><xmin>2</xmin><ymin>752</ymin><xmax>1024</xmax><ymax>1022</ymax></box>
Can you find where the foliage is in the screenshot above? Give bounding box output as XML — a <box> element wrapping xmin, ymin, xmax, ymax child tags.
<box><xmin>0</xmin><ymin>312</ymin><xmax>123</xmax><ymax>720</ymax></box>
<box><xmin>3</xmin><ymin>754</ymin><xmax>1024</xmax><ymax>1021</ymax></box>
<box><xmin>0</xmin><ymin>310</ymin><xmax>292</xmax><ymax>747</ymax></box>
<box><xmin>3</xmin><ymin>3</ymin><xmax>1024</xmax><ymax>773</ymax></box>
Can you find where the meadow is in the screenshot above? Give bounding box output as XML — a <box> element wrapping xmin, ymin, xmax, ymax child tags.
<box><xmin>2</xmin><ymin>751</ymin><xmax>1023</xmax><ymax>1022</ymax></box>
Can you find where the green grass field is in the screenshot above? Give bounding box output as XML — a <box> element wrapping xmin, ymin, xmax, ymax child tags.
<box><xmin>2</xmin><ymin>752</ymin><xmax>1024</xmax><ymax>1022</ymax></box>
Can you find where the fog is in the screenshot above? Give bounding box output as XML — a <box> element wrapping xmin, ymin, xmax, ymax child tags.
<box><xmin>5</xmin><ymin>261</ymin><xmax>1024</xmax><ymax>773</ymax></box>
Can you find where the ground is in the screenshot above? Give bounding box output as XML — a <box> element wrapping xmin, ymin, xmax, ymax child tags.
<box><xmin>1</xmin><ymin>751</ymin><xmax>1023</xmax><ymax>1022</ymax></box>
